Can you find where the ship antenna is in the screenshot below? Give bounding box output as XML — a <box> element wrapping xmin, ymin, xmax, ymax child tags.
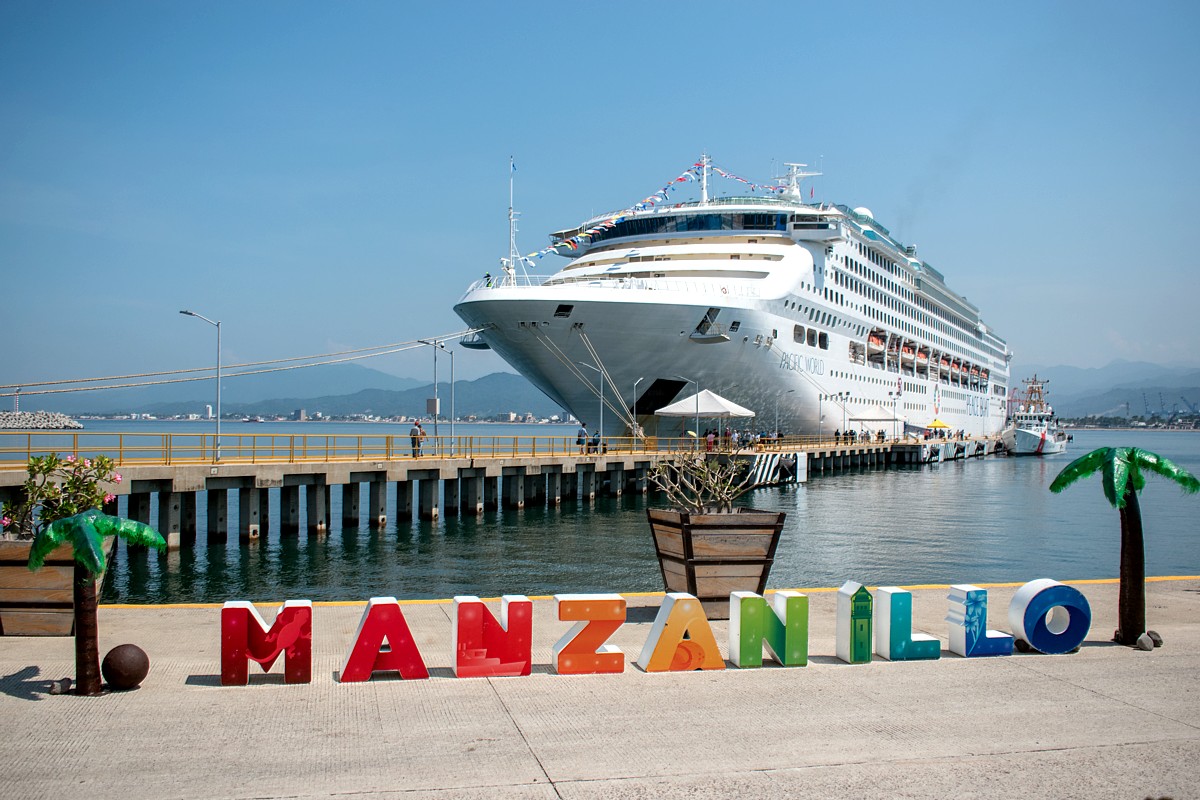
<box><xmin>699</xmin><ymin>152</ymin><xmax>710</xmax><ymax>204</ymax></box>
<box><xmin>504</xmin><ymin>156</ymin><xmax>527</xmax><ymax>284</ymax></box>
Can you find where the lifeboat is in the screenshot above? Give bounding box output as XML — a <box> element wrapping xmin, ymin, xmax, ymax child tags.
<box><xmin>916</xmin><ymin>349</ymin><xmax>929</xmax><ymax>364</ymax></box>
<box><xmin>901</xmin><ymin>346</ymin><xmax>915</xmax><ymax>363</ymax></box>
<box><xmin>867</xmin><ymin>333</ymin><xmax>885</xmax><ymax>352</ymax></box>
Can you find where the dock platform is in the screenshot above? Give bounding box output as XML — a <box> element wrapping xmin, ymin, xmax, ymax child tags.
<box><xmin>1</xmin><ymin>431</ymin><xmax>1002</xmax><ymax>544</ymax></box>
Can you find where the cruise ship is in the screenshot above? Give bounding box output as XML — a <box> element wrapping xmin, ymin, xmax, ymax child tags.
<box><xmin>454</xmin><ymin>156</ymin><xmax>1011</xmax><ymax>440</ymax></box>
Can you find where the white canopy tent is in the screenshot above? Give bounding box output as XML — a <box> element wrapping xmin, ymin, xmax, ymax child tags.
<box><xmin>655</xmin><ymin>389</ymin><xmax>755</xmax><ymax>440</ymax></box>
<box><xmin>656</xmin><ymin>389</ymin><xmax>756</xmax><ymax>419</ymax></box>
<box><xmin>849</xmin><ymin>404</ymin><xmax>907</xmax><ymax>440</ymax></box>
<box><xmin>849</xmin><ymin>404</ymin><xmax>905</xmax><ymax>423</ymax></box>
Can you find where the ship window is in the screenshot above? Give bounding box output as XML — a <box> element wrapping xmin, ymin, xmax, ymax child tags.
<box><xmin>729</xmin><ymin>321</ymin><xmax>741</xmax><ymax>332</ymax></box>
<box><xmin>819</xmin><ymin>332</ymin><xmax>829</xmax><ymax>350</ymax></box>
<box><xmin>553</xmin><ymin>304</ymin><xmax>574</xmax><ymax>318</ymax></box>
<box><xmin>807</xmin><ymin>329</ymin><xmax>817</xmax><ymax>347</ymax></box>
<box><xmin>793</xmin><ymin>325</ymin><xmax>805</xmax><ymax>343</ymax></box>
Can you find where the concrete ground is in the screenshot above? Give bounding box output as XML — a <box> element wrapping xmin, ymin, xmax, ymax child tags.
<box><xmin>2</xmin><ymin>578</ymin><xmax>1198</xmax><ymax>800</ymax></box>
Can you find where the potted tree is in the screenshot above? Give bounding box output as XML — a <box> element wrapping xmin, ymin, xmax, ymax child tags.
<box><xmin>1049</xmin><ymin>447</ymin><xmax>1198</xmax><ymax>647</ymax></box>
<box><xmin>647</xmin><ymin>455</ymin><xmax>786</xmax><ymax>618</ymax></box>
<box><xmin>2</xmin><ymin>454</ymin><xmax>164</xmax><ymax>695</ymax></box>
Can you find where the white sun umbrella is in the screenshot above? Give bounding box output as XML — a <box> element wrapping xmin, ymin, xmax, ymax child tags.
<box><xmin>656</xmin><ymin>389</ymin><xmax>755</xmax><ymax>439</ymax></box>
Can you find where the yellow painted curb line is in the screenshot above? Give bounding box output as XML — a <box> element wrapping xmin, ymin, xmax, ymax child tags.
<box><xmin>98</xmin><ymin>575</ymin><xmax>1200</xmax><ymax>610</ymax></box>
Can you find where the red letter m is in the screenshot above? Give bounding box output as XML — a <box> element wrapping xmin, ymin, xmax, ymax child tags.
<box><xmin>221</xmin><ymin>600</ymin><xmax>312</xmax><ymax>685</ymax></box>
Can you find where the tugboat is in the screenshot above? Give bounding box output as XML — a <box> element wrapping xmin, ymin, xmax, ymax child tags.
<box><xmin>1001</xmin><ymin>375</ymin><xmax>1068</xmax><ymax>456</ymax></box>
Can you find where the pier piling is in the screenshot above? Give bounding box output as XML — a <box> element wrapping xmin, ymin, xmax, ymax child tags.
<box><xmin>368</xmin><ymin>479</ymin><xmax>387</xmax><ymax>527</ymax></box>
<box><xmin>279</xmin><ymin>485</ymin><xmax>300</xmax><ymax>533</ymax></box>
<box><xmin>238</xmin><ymin>487</ymin><xmax>261</xmax><ymax>540</ymax></box>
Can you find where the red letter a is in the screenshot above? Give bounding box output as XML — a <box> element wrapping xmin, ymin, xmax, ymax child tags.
<box><xmin>339</xmin><ymin>597</ymin><xmax>429</xmax><ymax>682</ymax></box>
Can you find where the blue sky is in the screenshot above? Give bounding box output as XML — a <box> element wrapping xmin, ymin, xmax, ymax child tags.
<box><xmin>3</xmin><ymin>1</ymin><xmax>1198</xmax><ymax>396</ymax></box>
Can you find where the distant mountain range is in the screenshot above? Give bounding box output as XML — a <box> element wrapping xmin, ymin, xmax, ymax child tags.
<box><xmin>1010</xmin><ymin>360</ymin><xmax>1200</xmax><ymax>418</ymax></box>
<box><xmin>20</xmin><ymin>359</ymin><xmax>1200</xmax><ymax>421</ymax></box>
<box><xmin>27</xmin><ymin>363</ymin><xmax>422</xmax><ymax>416</ymax></box>
<box><xmin>23</xmin><ymin>363</ymin><xmax>567</xmax><ymax>420</ymax></box>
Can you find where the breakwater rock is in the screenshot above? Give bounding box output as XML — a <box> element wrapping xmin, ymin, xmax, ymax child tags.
<box><xmin>0</xmin><ymin>411</ymin><xmax>83</xmax><ymax>430</ymax></box>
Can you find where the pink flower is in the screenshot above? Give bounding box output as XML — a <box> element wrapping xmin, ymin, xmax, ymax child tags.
<box><xmin>104</xmin><ymin>494</ymin><xmax>116</xmax><ymax>504</ymax></box>
<box><xmin>0</xmin><ymin>516</ymin><xmax>11</xmax><ymax>528</ymax></box>
<box><xmin>83</xmin><ymin>458</ymin><xmax>92</xmax><ymax>468</ymax></box>
<box><xmin>113</xmin><ymin>473</ymin><xmax>123</xmax><ymax>484</ymax></box>
<box><xmin>66</xmin><ymin>455</ymin><xmax>77</xmax><ymax>463</ymax></box>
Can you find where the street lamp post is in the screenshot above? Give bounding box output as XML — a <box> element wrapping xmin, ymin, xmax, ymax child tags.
<box><xmin>673</xmin><ymin>375</ymin><xmax>699</xmax><ymax>451</ymax></box>
<box><xmin>579</xmin><ymin>362</ymin><xmax>604</xmax><ymax>446</ymax></box>
<box><xmin>418</xmin><ymin>339</ymin><xmax>446</xmax><ymax>454</ymax></box>
<box><xmin>179</xmin><ymin>309</ymin><xmax>221</xmax><ymax>462</ymax></box>
<box><xmin>775</xmin><ymin>389</ymin><xmax>795</xmax><ymax>437</ymax></box>
<box><xmin>888</xmin><ymin>391</ymin><xmax>898</xmax><ymax>441</ymax></box>
<box><xmin>839</xmin><ymin>391</ymin><xmax>849</xmax><ymax>440</ymax></box>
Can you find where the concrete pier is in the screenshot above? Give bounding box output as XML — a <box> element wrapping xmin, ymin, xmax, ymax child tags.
<box><xmin>0</xmin><ymin>439</ymin><xmax>1000</xmax><ymax>547</ymax></box>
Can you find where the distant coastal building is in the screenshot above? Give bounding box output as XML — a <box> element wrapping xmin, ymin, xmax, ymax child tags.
<box><xmin>292</xmin><ymin>409</ymin><xmax>307</xmax><ymax>421</ymax></box>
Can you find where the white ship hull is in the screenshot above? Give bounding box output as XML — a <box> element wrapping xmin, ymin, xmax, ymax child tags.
<box><xmin>1001</xmin><ymin>425</ymin><xmax>1068</xmax><ymax>456</ymax></box>
<box><xmin>456</xmin><ymin>278</ymin><xmax>1006</xmax><ymax>439</ymax></box>
<box><xmin>455</xmin><ymin>158</ymin><xmax>1012</xmax><ymax>439</ymax></box>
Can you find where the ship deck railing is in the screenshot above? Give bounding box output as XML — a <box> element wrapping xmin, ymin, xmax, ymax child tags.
<box><xmin>0</xmin><ymin>431</ymin><xmax>985</xmax><ymax>469</ymax></box>
<box><xmin>464</xmin><ymin>273</ymin><xmax>762</xmax><ymax>297</ymax></box>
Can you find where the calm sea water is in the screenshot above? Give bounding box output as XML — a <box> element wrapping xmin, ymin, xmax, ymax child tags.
<box><xmin>82</xmin><ymin>425</ymin><xmax>1199</xmax><ymax>604</ymax></box>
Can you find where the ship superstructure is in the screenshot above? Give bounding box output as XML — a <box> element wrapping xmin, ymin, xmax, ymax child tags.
<box><xmin>454</xmin><ymin>156</ymin><xmax>1011</xmax><ymax>440</ymax></box>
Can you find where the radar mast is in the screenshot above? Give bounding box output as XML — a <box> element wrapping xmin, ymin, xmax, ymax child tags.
<box><xmin>779</xmin><ymin>162</ymin><xmax>822</xmax><ymax>203</ymax></box>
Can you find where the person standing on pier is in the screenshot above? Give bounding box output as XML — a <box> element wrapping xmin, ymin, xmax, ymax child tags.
<box><xmin>410</xmin><ymin>421</ymin><xmax>425</xmax><ymax>457</ymax></box>
<box><xmin>577</xmin><ymin>423</ymin><xmax>588</xmax><ymax>454</ymax></box>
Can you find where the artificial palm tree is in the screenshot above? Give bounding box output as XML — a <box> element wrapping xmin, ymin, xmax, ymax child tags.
<box><xmin>28</xmin><ymin>509</ymin><xmax>165</xmax><ymax>695</ymax></box>
<box><xmin>1049</xmin><ymin>447</ymin><xmax>1198</xmax><ymax>646</ymax></box>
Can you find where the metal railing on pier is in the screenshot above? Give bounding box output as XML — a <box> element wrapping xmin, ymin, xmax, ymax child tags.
<box><xmin>0</xmin><ymin>430</ymin><xmax>940</xmax><ymax>468</ymax></box>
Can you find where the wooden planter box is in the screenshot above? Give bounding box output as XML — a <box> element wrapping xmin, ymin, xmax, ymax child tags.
<box><xmin>0</xmin><ymin>539</ymin><xmax>110</xmax><ymax>636</ymax></box>
<box><xmin>647</xmin><ymin>508</ymin><xmax>787</xmax><ymax>619</ymax></box>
